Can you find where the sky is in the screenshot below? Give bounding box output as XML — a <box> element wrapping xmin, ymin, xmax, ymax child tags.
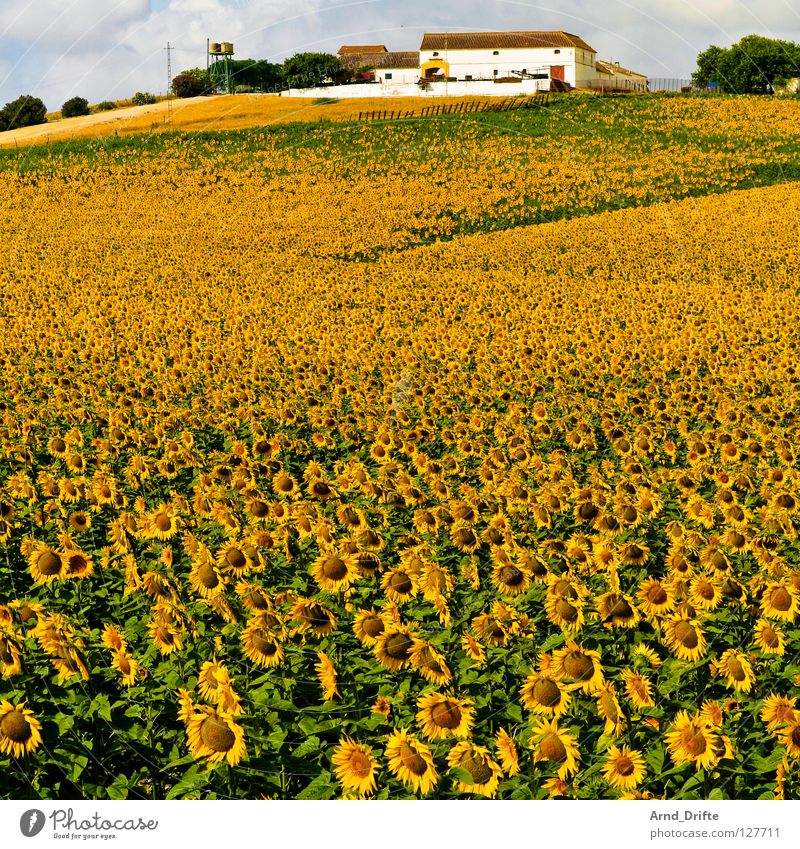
<box><xmin>0</xmin><ymin>0</ymin><xmax>798</xmax><ymax>109</ymax></box>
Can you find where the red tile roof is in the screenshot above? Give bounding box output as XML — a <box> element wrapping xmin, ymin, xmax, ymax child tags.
<box><xmin>340</xmin><ymin>51</ymin><xmax>420</xmax><ymax>70</ymax></box>
<box><xmin>596</xmin><ymin>60</ymin><xmax>647</xmax><ymax>79</ymax></box>
<box><xmin>338</xmin><ymin>45</ymin><xmax>387</xmax><ymax>55</ymax></box>
<box><xmin>420</xmin><ymin>31</ymin><xmax>595</xmax><ymax>52</ymax></box>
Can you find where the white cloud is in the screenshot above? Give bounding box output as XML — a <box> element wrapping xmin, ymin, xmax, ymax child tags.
<box><xmin>1</xmin><ymin>0</ymin><xmax>798</xmax><ymax>109</ymax></box>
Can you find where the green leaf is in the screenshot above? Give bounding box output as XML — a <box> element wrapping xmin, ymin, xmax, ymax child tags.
<box><xmin>292</xmin><ymin>735</ymin><xmax>320</xmax><ymax>758</ymax></box>
<box><xmin>751</xmin><ymin>748</ymin><xmax>784</xmax><ymax>774</ymax></box>
<box><xmin>449</xmin><ymin>767</ymin><xmax>475</xmax><ymax>785</ymax></box>
<box><xmin>646</xmin><ymin>746</ymin><xmax>665</xmax><ymax>775</ymax></box>
<box><xmin>708</xmin><ymin>788</ymin><xmax>725</xmax><ymax>800</ymax></box>
<box><xmin>296</xmin><ymin>771</ymin><xmax>335</xmax><ymax>800</ymax></box>
<box><xmin>166</xmin><ymin>765</ymin><xmax>211</xmax><ymax>800</ymax></box>
<box><xmin>267</xmin><ymin>728</ymin><xmax>288</xmax><ymax>749</ymax></box>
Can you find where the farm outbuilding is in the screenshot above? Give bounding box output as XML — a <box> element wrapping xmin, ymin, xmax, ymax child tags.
<box><xmin>330</xmin><ymin>30</ymin><xmax>648</xmax><ymax>95</ymax></box>
<box><xmin>339</xmin><ymin>50</ymin><xmax>422</xmax><ymax>85</ymax></box>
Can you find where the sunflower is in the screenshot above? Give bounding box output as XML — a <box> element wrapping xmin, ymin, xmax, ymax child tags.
<box><xmin>189</xmin><ymin>557</ymin><xmax>225</xmax><ymax>599</ymax></box>
<box><xmin>111</xmin><ymin>651</ymin><xmax>141</xmax><ymax>687</ymax></box>
<box><xmin>637</xmin><ymin>577</ymin><xmax>675</xmax><ymax>617</ymax></box>
<box><xmin>665</xmin><ymin>710</ymin><xmax>720</xmax><ymax>770</ymax></box>
<box><xmin>148</xmin><ymin>615</ymin><xmax>183</xmax><ymax>655</ymax></box>
<box><xmin>779</xmin><ymin>720</ymin><xmax>800</xmax><ymax>760</ymax></box>
<box><xmin>689</xmin><ymin>574</ymin><xmax>723</xmax><ymax>611</ymax></box>
<box><xmin>385</xmin><ymin>728</ymin><xmax>437</xmax><ymax>796</ymax></box>
<box><xmin>101</xmin><ymin>624</ymin><xmax>127</xmax><ymax>653</ymax></box>
<box><xmin>714</xmin><ymin>649</ymin><xmax>755</xmax><ymax>693</ymax></box>
<box><xmin>544</xmin><ymin>592</ymin><xmax>585</xmax><ymax>632</ymax></box>
<box><xmin>315</xmin><ymin>651</ymin><xmax>340</xmax><ymax>701</ymax></box>
<box><xmin>602</xmin><ymin>745</ymin><xmax>646</xmax><ymax>791</ymax></box>
<box><xmin>416</xmin><ymin>692</ymin><xmax>474</xmax><ymax>740</ymax></box>
<box><xmin>419</xmin><ymin>561</ymin><xmax>454</xmax><ymax>600</ymax></box>
<box><xmin>64</xmin><ymin>549</ymin><xmax>94</xmax><ymax>580</ymax></box>
<box><xmin>663</xmin><ymin>616</ymin><xmax>706</xmax><ymax>662</ymax></box>
<box><xmin>381</xmin><ymin>567</ymin><xmax>418</xmax><ymax>604</ymax></box>
<box><xmin>52</xmin><ymin>646</ymin><xmax>90</xmax><ymax>682</ymax></box>
<box><xmin>352</xmin><ymin>608</ymin><xmax>386</xmax><ymax>646</ymax></box>
<box><xmin>217</xmin><ymin>541</ymin><xmax>258</xmax><ymax>578</ymax></box>
<box><xmin>621</xmin><ymin>668</ymin><xmax>655</xmax><ymax>708</ymax></box>
<box><xmin>186</xmin><ymin>705</ymin><xmax>246</xmax><ymax>767</ymax></box>
<box><xmin>760</xmin><ymin>694</ymin><xmax>796</xmax><ymax>731</ymax></box>
<box><xmin>372</xmin><ymin>695</ymin><xmax>391</xmax><ymax>717</ymax></box>
<box><xmin>198</xmin><ymin>659</ymin><xmax>231</xmax><ymax>704</ymax></box>
<box><xmin>494</xmin><ymin>728</ymin><xmax>520</xmax><ymax>777</ymax></box>
<box><xmin>596</xmin><ymin>591</ymin><xmax>640</xmax><ymax>629</ymax></box>
<box><xmin>761</xmin><ymin>583</ymin><xmax>799</xmax><ymax>622</ymax></box>
<box><xmin>447</xmin><ymin>741</ymin><xmax>503</xmax><ymax>798</ymax></box>
<box><xmin>373</xmin><ymin>628</ymin><xmax>416</xmax><ymax>672</ymax></box>
<box><xmin>290</xmin><ymin>598</ymin><xmax>336</xmax><ymax>636</ymax></box>
<box><xmin>461</xmin><ymin>633</ymin><xmax>486</xmax><ymax>666</ymax></box>
<box><xmin>529</xmin><ymin>718</ymin><xmax>580</xmax><ymax>779</ymax></box>
<box><xmin>491</xmin><ymin>561</ymin><xmax>531</xmax><ymax>596</ymax></box>
<box><xmin>410</xmin><ymin>641</ymin><xmax>452</xmax><ymax>686</ymax></box>
<box><xmin>0</xmin><ymin>701</ymin><xmax>42</xmax><ymax>757</ymax></box>
<box><xmin>331</xmin><ymin>738</ymin><xmax>378</xmax><ymax>797</ymax></box>
<box><xmin>312</xmin><ymin>550</ymin><xmax>360</xmax><ymax>593</ymax></box>
<box><xmin>0</xmin><ymin>634</ymin><xmax>22</xmax><ymax>677</ymax></box>
<box><xmin>450</xmin><ymin>523</ymin><xmax>482</xmax><ymax>554</ymax></box>
<box><xmin>754</xmin><ymin>619</ymin><xmax>786</xmax><ymax>655</ymax></box>
<box><xmin>26</xmin><ymin>541</ymin><xmax>65</xmax><ymax>584</ymax></box>
<box><xmin>242</xmin><ymin>620</ymin><xmax>284</xmax><ymax>668</ymax></box>
<box><xmin>68</xmin><ymin>511</ymin><xmax>91</xmax><ymax>533</ymax></box>
<box><xmin>519</xmin><ymin>671</ymin><xmax>572</xmax><ymax>718</ymax></box>
<box><xmin>272</xmin><ymin>469</ymin><xmax>300</xmax><ymax>500</ymax></box>
<box><xmin>595</xmin><ymin>683</ymin><xmax>626</xmax><ymax>736</ymax></box>
<box><xmin>552</xmin><ymin>643</ymin><xmax>605</xmax><ymax>692</ymax></box>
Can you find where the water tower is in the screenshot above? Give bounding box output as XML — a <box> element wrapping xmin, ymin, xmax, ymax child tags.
<box><xmin>207</xmin><ymin>40</ymin><xmax>235</xmax><ymax>93</ymax></box>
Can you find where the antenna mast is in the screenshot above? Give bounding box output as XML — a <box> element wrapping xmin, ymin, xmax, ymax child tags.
<box><xmin>165</xmin><ymin>41</ymin><xmax>174</xmax><ymax>128</ymax></box>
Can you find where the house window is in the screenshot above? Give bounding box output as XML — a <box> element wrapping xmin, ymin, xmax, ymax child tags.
<box><xmin>433</xmin><ymin>51</ymin><xmax>439</xmax><ymax>57</ymax></box>
<box><xmin>493</xmin><ymin>69</ymin><xmax>498</xmax><ymax>76</ymax></box>
<box><xmin>493</xmin><ymin>50</ymin><xmax>499</xmax><ymax>56</ymax></box>
<box><xmin>385</xmin><ymin>72</ymin><xmax>392</xmax><ymax>79</ymax></box>
<box><xmin>554</xmin><ymin>49</ymin><xmax>560</xmax><ymax>54</ymax></box>
<box><xmin>465</xmin><ymin>74</ymin><xmax>473</xmax><ymax>81</ymax></box>
<box><xmin>522</xmin><ymin>68</ymin><xmax>527</xmax><ymax>74</ymax></box>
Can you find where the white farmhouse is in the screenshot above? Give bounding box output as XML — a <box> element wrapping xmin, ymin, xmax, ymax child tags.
<box><xmin>338</xmin><ymin>46</ymin><xmax>421</xmax><ymax>85</ymax></box>
<box><xmin>418</xmin><ymin>31</ymin><xmax>598</xmax><ymax>88</ymax></box>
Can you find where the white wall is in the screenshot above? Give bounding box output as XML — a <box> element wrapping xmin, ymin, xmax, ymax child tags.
<box><xmin>283</xmin><ymin>79</ymin><xmax>548</xmax><ymax>98</ymax></box>
<box><xmin>419</xmin><ymin>46</ymin><xmax>583</xmax><ymax>86</ymax></box>
<box><xmin>375</xmin><ymin>68</ymin><xmax>420</xmax><ymax>85</ymax></box>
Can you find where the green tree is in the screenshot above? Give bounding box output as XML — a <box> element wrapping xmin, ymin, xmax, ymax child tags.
<box><xmin>693</xmin><ymin>35</ymin><xmax>800</xmax><ymax>93</ymax></box>
<box><xmin>281</xmin><ymin>52</ymin><xmax>343</xmax><ymax>89</ymax></box>
<box><xmin>61</xmin><ymin>96</ymin><xmax>90</xmax><ymax>118</ymax></box>
<box><xmin>172</xmin><ymin>69</ymin><xmax>211</xmax><ymax>98</ymax></box>
<box><xmin>0</xmin><ymin>94</ymin><xmax>47</xmax><ymax>131</ymax></box>
<box><xmin>131</xmin><ymin>91</ymin><xmax>156</xmax><ymax>105</ymax></box>
<box><xmin>228</xmin><ymin>59</ymin><xmax>282</xmax><ymax>90</ymax></box>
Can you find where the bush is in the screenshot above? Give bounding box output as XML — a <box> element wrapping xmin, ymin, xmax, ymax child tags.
<box><xmin>94</xmin><ymin>101</ymin><xmax>118</xmax><ymax>112</ymax></box>
<box><xmin>0</xmin><ymin>95</ymin><xmax>47</xmax><ymax>131</ymax></box>
<box><xmin>172</xmin><ymin>72</ymin><xmax>210</xmax><ymax>98</ymax></box>
<box><xmin>234</xmin><ymin>84</ymin><xmax>256</xmax><ymax>94</ymax></box>
<box><xmin>131</xmin><ymin>92</ymin><xmax>156</xmax><ymax>106</ymax></box>
<box><xmin>61</xmin><ymin>97</ymin><xmax>90</xmax><ymax>118</ymax></box>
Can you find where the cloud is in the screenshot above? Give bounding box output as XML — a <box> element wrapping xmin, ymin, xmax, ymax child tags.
<box><xmin>1</xmin><ymin>0</ymin><xmax>798</xmax><ymax>109</ymax></box>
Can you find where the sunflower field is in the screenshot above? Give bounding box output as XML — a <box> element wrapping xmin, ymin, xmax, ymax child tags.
<box><xmin>1</xmin><ymin>94</ymin><xmax>800</xmax><ymax>800</ymax></box>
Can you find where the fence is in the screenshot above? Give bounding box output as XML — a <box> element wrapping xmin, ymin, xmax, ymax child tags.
<box><xmin>356</xmin><ymin>93</ymin><xmax>549</xmax><ymax>122</ymax></box>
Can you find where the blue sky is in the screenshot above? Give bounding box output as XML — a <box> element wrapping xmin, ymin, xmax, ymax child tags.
<box><xmin>0</xmin><ymin>0</ymin><xmax>797</xmax><ymax>109</ymax></box>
